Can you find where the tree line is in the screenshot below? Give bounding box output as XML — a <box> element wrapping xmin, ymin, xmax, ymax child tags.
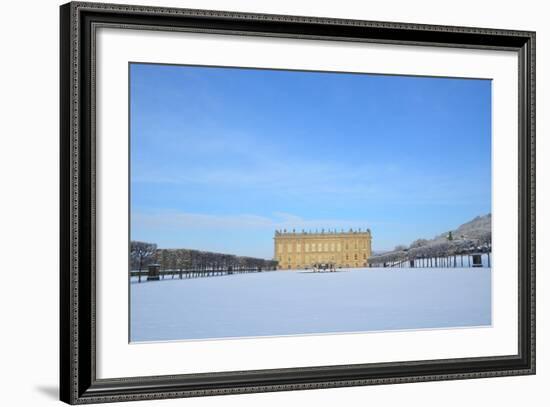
<box><xmin>368</xmin><ymin>214</ymin><xmax>492</xmax><ymax>266</ymax></box>
<box><xmin>130</xmin><ymin>241</ymin><xmax>277</xmax><ymax>281</ymax></box>
<box><xmin>368</xmin><ymin>230</ymin><xmax>491</xmax><ymax>266</ymax></box>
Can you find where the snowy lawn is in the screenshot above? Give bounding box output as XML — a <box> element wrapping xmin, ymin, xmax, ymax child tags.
<box><xmin>130</xmin><ymin>267</ymin><xmax>491</xmax><ymax>342</ymax></box>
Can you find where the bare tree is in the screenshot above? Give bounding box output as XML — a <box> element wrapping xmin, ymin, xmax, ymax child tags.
<box><xmin>130</xmin><ymin>241</ymin><xmax>157</xmax><ymax>283</ymax></box>
<box><xmin>409</xmin><ymin>238</ymin><xmax>429</xmax><ymax>249</ymax></box>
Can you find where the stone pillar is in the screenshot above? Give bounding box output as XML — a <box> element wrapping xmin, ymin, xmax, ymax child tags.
<box><xmin>147</xmin><ymin>264</ymin><xmax>160</xmax><ymax>281</ymax></box>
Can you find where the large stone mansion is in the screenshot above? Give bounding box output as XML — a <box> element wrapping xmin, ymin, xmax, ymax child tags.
<box><xmin>274</xmin><ymin>228</ymin><xmax>372</xmax><ymax>269</ymax></box>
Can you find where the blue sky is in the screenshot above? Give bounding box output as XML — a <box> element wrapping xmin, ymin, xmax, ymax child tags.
<box><xmin>130</xmin><ymin>63</ymin><xmax>491</xmax><ymax>258</ymax></box>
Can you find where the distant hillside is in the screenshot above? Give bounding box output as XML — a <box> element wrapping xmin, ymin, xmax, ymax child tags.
<box><xmin>434</xmin><ymin>214</ymin><xmax>491</xmax><ymax>243</ymax></box>
<box><xmin>370</xmin><ymin>214</ymin><xmax>492</xmax><ymax>264</ymax></box>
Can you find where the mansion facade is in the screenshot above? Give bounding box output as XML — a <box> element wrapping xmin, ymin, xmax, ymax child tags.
<box><xmin>274</xmin><ymin>228</ymin><xmax>372</xmax><ymax>269</ymax></box>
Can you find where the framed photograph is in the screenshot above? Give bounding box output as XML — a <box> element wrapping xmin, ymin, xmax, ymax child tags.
<box><xmin>60</xmin><ymin>1</ymin><xmax>535</xmax><ymax>404</ymax></box>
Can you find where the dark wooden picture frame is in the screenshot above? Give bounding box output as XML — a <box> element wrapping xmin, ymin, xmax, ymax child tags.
<box><xmin>60</xmin><ymin>1</ymin><xmax>535</xmax><ymax>404</ymax></box>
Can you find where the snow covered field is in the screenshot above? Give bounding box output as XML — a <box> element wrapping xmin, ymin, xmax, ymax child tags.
<box><xmin>130</xmin><ymin>267</ymin><xmax>491</xmax><ymax>342</ymax></box>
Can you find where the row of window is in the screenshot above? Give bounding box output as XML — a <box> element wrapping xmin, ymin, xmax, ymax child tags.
<box><xmin>277</xmin><ymin>241</ymin><xmax>369</xmax><ymax>254</ymax></box>
<box><xmin>279</xmin><ymin>253</ymin><xmax>367</xmax><ymax>262</ymax></box>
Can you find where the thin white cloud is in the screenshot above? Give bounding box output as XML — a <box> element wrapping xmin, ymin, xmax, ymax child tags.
<box><xmin>132</xmin><ymin>211</ymin><xmax>373</xmax><ymax>232</ymax></box>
